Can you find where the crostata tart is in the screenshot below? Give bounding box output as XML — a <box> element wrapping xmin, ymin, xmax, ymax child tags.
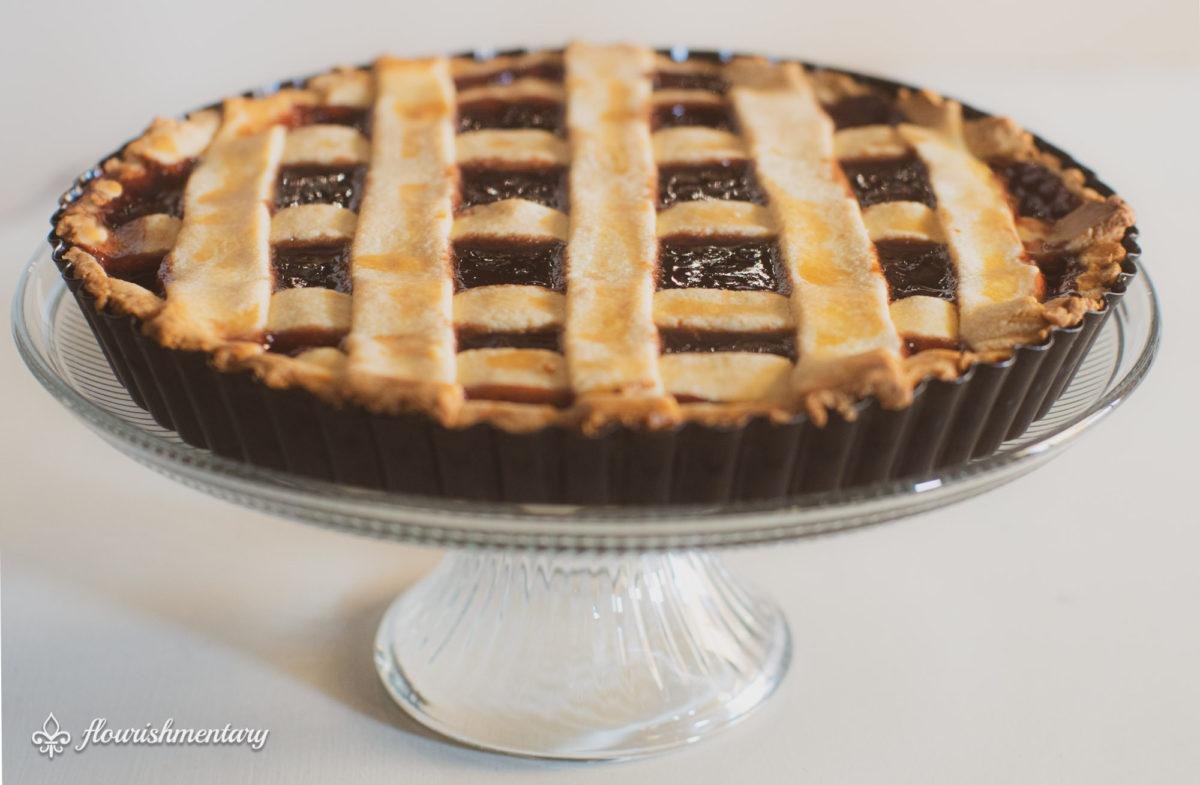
<box><xmin>51</xmin><ymin>43</ymin><xmax>1138</xmax><ymax>503</ymax></box>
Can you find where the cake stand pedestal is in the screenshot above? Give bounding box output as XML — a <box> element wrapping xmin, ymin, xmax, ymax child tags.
<box><xmin>14</xmin><ymin>246</ymin><xmax>1159</xmax><ymax>760</ymax></box>
<box><xmin>375</xmin><ymin>550</ymin><xmax>788</xmax><ymax>758</ymax></box>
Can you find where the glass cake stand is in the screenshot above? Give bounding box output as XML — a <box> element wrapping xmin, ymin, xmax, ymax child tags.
<box><xmin>13</xmin><ymin>245</ymin><xmax>1160</xmax><ymax>760</ymax></box>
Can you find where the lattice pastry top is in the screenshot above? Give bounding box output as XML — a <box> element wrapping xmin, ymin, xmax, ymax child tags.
<box><xmin>56</xmin><ymin>43</ymin><xmax>1134</xmax><ymax>433</ymax></box>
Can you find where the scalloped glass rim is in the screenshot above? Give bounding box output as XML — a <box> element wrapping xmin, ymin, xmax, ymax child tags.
<box><xmin>13</xmin><ymin>243</ymin><xmax>1160</xmax><ymax>549</ymax></box>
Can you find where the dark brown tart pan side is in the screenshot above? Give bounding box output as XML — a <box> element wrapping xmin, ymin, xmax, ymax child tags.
<box><xmin>47</xmin><ymin>59</ymin><xmax>1141</xmax><ymax>505</ymax></box>
<box><xmin>53</xmin><ymin>247</ymin><xmax>1137</xmax><ymax>505</ymax></box>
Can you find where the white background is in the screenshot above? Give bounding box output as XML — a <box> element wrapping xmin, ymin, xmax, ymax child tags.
<box><xmin>2</xmin><ymin>1</ymin><xmax>1197</xmax><ymax>782</ymax></box>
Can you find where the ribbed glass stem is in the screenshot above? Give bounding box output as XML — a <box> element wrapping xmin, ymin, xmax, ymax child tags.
<box><xmin>374</xmin><ymin>550</ymin><xmax>791</xmax><ymax>759</ymax></box>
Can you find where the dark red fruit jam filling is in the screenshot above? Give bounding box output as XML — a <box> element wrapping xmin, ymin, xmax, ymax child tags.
<box><xmin>874</xmin><ymin>239</ymin><xmax>957</xmax><ymax>300</ymax></box>
<box><xmin>455</xmin><ymin>64</ymin><xmax>565</xmax><ymax>90</ymax></box>
<box><xmin>658</xmin><ymin>239</ymin><xmax>787</xmax><ymax>294</ymax></box>
<box><xmin>1036</xmin><ymin>253</ymin><xmax>1083</xmax><ymax>300</ymax></box>
<box><xmin>453</xmin><ymin>240</ymin><xmax>565</xmax><ymax>291</ymax></box>
<box><xmin>903</xmin><ymin>336</ymin><xmax>961</xmax><ymax>355</ymax></box>
<box><xmin>267</xmin><ymin>328</ymin><xmax>345</xmax><ymax>355</ymax></box>
<box><xmin>823</xmin><ymin>94</ymin><xmax>905</xmax><ymax>130</ymax></box>
<box><xmin>291</xmin><ymin>105</ymin><xmax>371</xmax><ymax>135</ymax></box>
<box><xmin>459</xmin><ymin>165</ymin><xmax>568</xmax><ymax>211</ymax></box>
<box><xmin>652</xmin><ymin>71</ymin><xmax>727</xmax><ymax>93</ymax></box>
<box><xmin>992</xmin><ymin>161</ymin><xmax>1082</xmax><ymax>220</ymax></box>
<box><xmin>651</xmin><ymin>102</ymin><xmax>733</xmax><ymax>131</ymax></box>
<box><xmin>106</xmin><ymin>255</ymin><xmax>166</xmax><ymax>296</ymax></box>
<box><xmin>465</xmin><ymin>384</ymin><xmax>572</xmax><ymax>407</ymax></box>
<box><xmin>271</xmin><ymin>243</ymin><xmax>351</xmax><ymax>292</ymax></box>
<box><xmin>660</xmin><ymin>328</ymin><xmax>797</xmax><ymax>360</ymax></box>
<box><xmin>657</xmin><ymin>161</ymin><xmax>765</xmax><ymax>209</ymax></box>
<box><xmin>841</xmin><ymin>156</ymin><xmax>936</xmax><ymax>209</ymax></box>
<box><xmin>274</xmin><ymin>165</ymin><xmax>364</xmax><ymax>211</ymax></box>
<box><xmin>457</xmin><ymin>99</ymin><xmax>564</xmax><ymax>134</ymax></box>
<box><xmin>457</xmin><ymin>329</ymin><xmax>561</xmax><ymax>352</ymax></box>
<box><xmin>105</xmin><ymin>167</ymin><xmax>190</xmax><ymax>227</ymax></box>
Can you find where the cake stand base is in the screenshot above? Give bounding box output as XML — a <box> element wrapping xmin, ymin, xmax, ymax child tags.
<box><xmin>373</xmin><ymin>550</ymin><xmax>791</xmax><ymax>760</ymax></box>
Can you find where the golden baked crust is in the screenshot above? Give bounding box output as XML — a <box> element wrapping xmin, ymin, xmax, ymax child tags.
<box><xmin>54</xmin><ymin>44</ymin><xmax>1135</xmax><ymax>434</ymax></box>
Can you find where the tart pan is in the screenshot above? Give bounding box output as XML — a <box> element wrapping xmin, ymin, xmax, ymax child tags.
<box><xmin>48</xmin><ymin>60</ymin><xmax>1140</xmax><ymax>505</ymax></box>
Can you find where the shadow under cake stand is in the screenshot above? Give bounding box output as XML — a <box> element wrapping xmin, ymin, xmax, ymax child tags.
<box><xmin>14</xmin><ymin>246</ymin><xmax>1159</xmax><ymax>760</ymax></box>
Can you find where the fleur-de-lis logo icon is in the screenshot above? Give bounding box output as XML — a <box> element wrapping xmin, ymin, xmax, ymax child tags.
<box><xmin>32</xmin><ymin>713</ymin><xmax>71</xmax><ymax>759</ymax></box>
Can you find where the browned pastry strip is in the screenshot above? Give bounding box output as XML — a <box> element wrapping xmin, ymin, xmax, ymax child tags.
<box><xmin>562</xmin><ymin>42</ymin><xmax>677</xmax><ymax>431</ymax></box>
<box><xmin>343</xmin><ymin>57</ymin><xmax>461</xmax><ymax>417</ymax></box>
<box><xmin>148</xmin><ymin>93</ymin><xmax>305</xmax><ymax>352</ymax></box>
<box><xmin>728</xmin><ymin>59</ymin><xmax>904</xmax><ymax>423</ymax></box>
<box><xmin>899</xmin><ymin>126</ymin><xmax>1043</xmax><ymax>353</ymax></box>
